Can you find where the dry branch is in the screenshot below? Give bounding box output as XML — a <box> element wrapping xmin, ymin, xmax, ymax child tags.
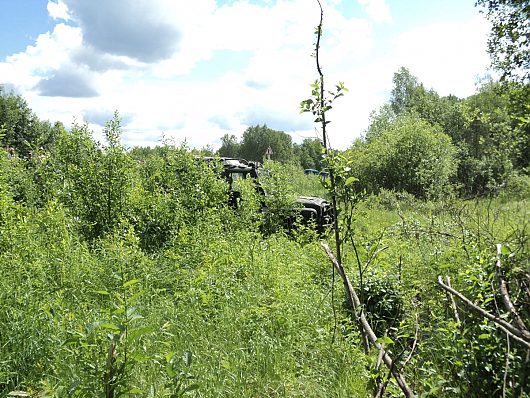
<box><xmin>495</xmin><ymin>244</ymin><xmax>530</xmax><ymax>336</ymax></box>
<box><xmin>321</xmin><ymin>242</ymin><xmax>416</xmax><ymax>398</ymax></box>
<box><xmin>437</xmin><ymin>276</ymin><xmax>530</xmax><ymax>349</ymax></box>
<box><xmin>445</xmin><ymin>276</ymin><xmax>461</xmax><ymax>325</ymax></box>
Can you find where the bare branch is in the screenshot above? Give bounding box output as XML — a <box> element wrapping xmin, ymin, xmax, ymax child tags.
<box><xmin>322</xmin><ymin>243</ymin><xmax>416</xmax><ymax>398</ymax></box>
<box><xmin>437</xmin><ymin>276</ymin><xmax>530</xmax><ymax>349</ymax></box>
<box><xmin>496</xmin><ymin>244</ymin><xmax>529</xmax><ymax>334</ymax></box>
<box><xmin>445</xmin><ymin>276</ymin><xmax>461</xmax><ymax>325</ymax></box>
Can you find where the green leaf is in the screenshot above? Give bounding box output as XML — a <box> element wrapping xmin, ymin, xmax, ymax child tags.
<box><xmin>123</xmin><ymin>279</ymin><xmax>141</xmax><ymax>288</ymax></box>
<box><xmin>128</xmin><ymin>326</ymin><xmax>155</xmax><ymax>341</ymax></box>
<box><xmin>478</xmin><ymin>333</ymin><xmax>490</xmax><ymax>340</ymax></box>
<box><xmin>166</xmin><ymin>351</ymin><xmax>175</xmax><ymax>363</ymax></box>
<box><xmin>500</xmin><ymin>245</ymin><xmax>511</xmax><ymax>256</ymax></box>
<box><xmin>166</xmin><ymin>362</ymin><xmax>176</xmax><ymax>378</ymax></box>
<box><xmin>99</xmin><ymin>323</ymin><xmax>121</xmax><ymax>332</ymax></box>
<box><xmin>375</xmin><ymin>336</ymin><xmax>394</xmax><ymax>345</ymax></box>
<box><xmin>128</xmin><ymin>289</ymin><xmax>146</xmax><ymax>303</ymax></box>
<box><xmin>182</xmin><ymin>384</ymin><xmax>199</xmax><ymax>394</ymax></box>
<box><xmin>344</xmin><ymin>176</ymin><xmax>358</xmax><ymax>186</ymax></box>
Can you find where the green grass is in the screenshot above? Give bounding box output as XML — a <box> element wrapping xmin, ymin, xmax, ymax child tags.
<box><xmin>1</xmin><ymin>156</ymin><xmax>528</xmax><ymax>397</ymax></box>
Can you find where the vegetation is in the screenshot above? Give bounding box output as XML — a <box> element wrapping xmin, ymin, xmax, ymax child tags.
<box><xmin>476</xmin><ymin>0</ymin><xmax>530</xmax><ymax>83</ymax></box>
<box><xmin>1</xmin><ymin>124</ymin><xmax>528</xmax><ymax>396</ymax></box>
<box><xmin>0</xmin><ymin>1</ymin><xmax>529</xmax><ymax>395</ymax></box>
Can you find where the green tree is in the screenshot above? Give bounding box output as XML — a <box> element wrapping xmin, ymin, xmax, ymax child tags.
<box><xmin>390</xmin><ymin>67</ymin><xmax>420</xmax><ymax>115</ymax></box>
<box><xmin>294</xmin><ymin>138</ymin><xmax>324</xmax><ymax>170</ymax></box>
<box><xmin>35</xmin><ymin>114</ymin><xmax>134</xmax><ymax>240</ymax></box>
<box><xmin>476</xmin><ymin>0</ymin><xmax>530</xmax><ymax>82</ymax></box>
<box><xmin>459</xmin><ymin>80</ymin><xmax>523</xmax><ymax>194</ymax></box>
<box><xmin>371</xmin><ymin>68</ymin><xmax>466</xmax><ymax>145</ymax></box>
<box><xmin>218</xmin><ymin>133</ymin><xmax>241</xmax><ymax>158</ymax></box>
<box><xmin>0</xmin><ymin>93</ymin><xmax>60</xmax><ymax>157</ymax></box>
<box><xmin>238</xmin><ymin>124</ymin><xmax>294</xmax><ymax>163</ymax></box>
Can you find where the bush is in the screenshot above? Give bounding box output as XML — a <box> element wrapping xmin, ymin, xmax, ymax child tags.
<box><xmin>502</xmin><ymin>172</ymin><xmax>530</xmax><ymax>199</ymax></box>
<box><xmin>348</xmin><ymin>114</ymin><xmax>458</xmax><ymax>199</ymax></box>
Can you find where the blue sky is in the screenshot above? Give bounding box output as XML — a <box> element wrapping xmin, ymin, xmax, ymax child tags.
<box><xmin>0</xmin><ymin>0</ymin><xmax>492</xmax><ymax>149</ymax></box>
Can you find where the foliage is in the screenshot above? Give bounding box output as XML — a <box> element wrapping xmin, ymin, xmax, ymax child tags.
<box><xmin>258</xmin><ymin>160</ymin><xmax>300</xmax><ymax>234</ymax></box>
<box><xmin>239</xmin><ymin>124</ymin><xmax>295</xmax><ymax>163</ymax></box>
<box><xmin>293</xmin><ymin>138</ymin><xmax>325</xmax><ymax>171</ymax></box>
<box><xmin>1</xmin><ymin>50</ymin><xmax>528</xmax><ymax>398</ymax></box>
<box><xmin>459</xmin><ymin>80</ymin><xmax>522</xmax><ymax>194</ymax></box>
<box><xmin>217</xmin><ymin>134</ymin><xmax>240</xmax><ymax>158</ymax></box>
<box><xmin>367</xmin><ymin>67</ymin><xmax>528</xmax><ymax>197</ymax></box>
<box><xmin>476</xmin><ymin>0</ymin><xmax>530</xmax><ymax>82</ymax></box>
<box><xmin>350</xmin><ymin>113</ymin><xmax>458</xmax><ymax>199</ymax></box>
<box><xmin>0</xmin><ymin>92</ymin><xmax>62</xmax><ymax>158</ymax></box>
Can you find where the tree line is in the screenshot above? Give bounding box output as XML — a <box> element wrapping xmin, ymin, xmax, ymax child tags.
<box><xmin>2</xmin><ymin>67</ymin><xmax>528</xmax><ymax>201</ymax></box>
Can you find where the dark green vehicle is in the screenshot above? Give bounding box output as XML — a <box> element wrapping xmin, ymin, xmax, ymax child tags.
<box><xmin>204</xmin><ymin>157</ymin><xmax>334</xmax><ymax>233</ymax></box>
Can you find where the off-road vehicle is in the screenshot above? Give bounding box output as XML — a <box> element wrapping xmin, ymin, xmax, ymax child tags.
<box><xmin>204</xmin><ymin>157</ymin><xmax>334</xmax><ymax>233</ymax></box>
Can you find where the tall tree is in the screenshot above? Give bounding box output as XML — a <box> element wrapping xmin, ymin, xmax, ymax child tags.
<box><xmin>294</xmin><ymin>138</ymin><xmax>324</xmax><ymax>170</ymax></box>
<box><xmin>0</xmin><ymin>93</ymin><xmax>60</xmax><ymax>157</ymax></box>
<box><xmin>476</xmin><ymin>0</ymin><xmax>530</xmax><ymax>82</ymax></box>
<box><xmin>218</xmin><ymin>134</ymin><xmax>241</xmax><ymax>158</ymax></box>
<box><xmin>238</xmin><ymin>125</ymin><xmax>294</xmax><ymax>163</ymax></box>
<box><xmin>460</xmin><ymin>80</ymin><xmax>524</xmax><ymax>194</ymax></box>
<box><xmin>390</xmin><ymin>67</ymin><xmax>420</xmax><ymax>115</ymax></box>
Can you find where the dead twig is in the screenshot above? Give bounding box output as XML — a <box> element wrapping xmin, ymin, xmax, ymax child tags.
<box><xmin>496</xmin><ymin>244</ymin><xmax>530</xmax><ymax>336</ymax></box>
<box><xmin>437</xmin><ymin>276</ymin><xmax>530</xmax><ymax>349</ymax></box>
<box><xmin>445</xmin><ymin>276</ymin><xmax>461</xmax><ymax>326</ymax></box>
<box><xmin>322</xmin><ymin>242</ymin><xmax>416</xmax><ymax>398</ymax></box>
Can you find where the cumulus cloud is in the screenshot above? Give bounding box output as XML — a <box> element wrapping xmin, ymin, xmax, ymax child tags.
<box><xmin>391</xmin><ymin>16</ymin><xmax>491</xmax><ymax>97</ymax></box>
<box><xmin>47</xmin><ymin>0</ymin><xmax>70</xmax><ymax>21</ymax></box>
<box><xmin>62</xmin><ymin>0</ymin><xmax>181</xmax><ymax>62</ymax></box>
<box><xmin>82</xmin><ymin>109</ymin><xmax>133</xmax><ymax>127</ymax></box>
<box><xmin>72</xmin><ymin>46</ymin><xmax>136</xmax><ymax>72</ymax></box>
<box><xmin>1</xmin><ymin>0</ymin><xmax>490</xmax><ymax>150</ymax></box>
<box><xmin>242</xmin><ymin>106</ymin><xmax>313</xmax><ymax>133</ymax></box>
<box><xmin>358</xmin><ymin>0</ymin><xmax>392</xmax><ymax>23</ymax></box>
<box><xmin>36</xmin><ymin>66</ymin><xmax>98</xmax><ymax>97</ymax></box>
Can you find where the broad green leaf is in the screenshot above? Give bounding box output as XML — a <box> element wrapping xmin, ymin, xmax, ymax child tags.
<box><xmin>375</xmin><ymin>336</ymin><xmax>394</xmax><ymax>345</ymax></box>
<box><xmin>99</xmin><ymin>322</ymin><xmax>121</xmax><ymax>332</ymax></box>
<box><xmin>182</xmin><ymin>384</ymin><xmax>199</xmax><ymax>394</ymax></box>
<box><xmin>500</xmin><ymin>245</ymin><xmax>511</xmax><ymax>256</ymax></box>
<box><xmin>123</xmin><ymin>279</ymin><xmax>140</xmax><ymax>288</ymax></box>
<box><xmin>128</xmin><ymin>326</ymin><xmax>155</xmax><ymax>341</ymax></box>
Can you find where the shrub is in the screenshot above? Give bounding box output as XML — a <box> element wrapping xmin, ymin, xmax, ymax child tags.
<box><xmin>348</xmin><ymin>114</ymin><xmax>458</xmax><ymax>199</ymax></box>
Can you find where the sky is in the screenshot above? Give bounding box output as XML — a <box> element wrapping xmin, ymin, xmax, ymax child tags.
<box><xmin>0</xmin><ymin>0</ymin><xmax>492</xmax><ymax>150</ymax></box>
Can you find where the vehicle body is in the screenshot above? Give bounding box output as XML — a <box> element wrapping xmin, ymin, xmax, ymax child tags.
<box><xmin>304</xmin><ymin>168</ymin><xmax>320</xmax><ymax>175</ymax></box>
<box><xmin>204</xmin><ymin>157</ymin><xmax>334</xmax><ymax>233</ymax></box>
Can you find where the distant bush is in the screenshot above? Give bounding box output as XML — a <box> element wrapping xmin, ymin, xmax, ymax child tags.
<box><xmin>502</xmin><ymin>172</ymin><xmax>530</xmax><ymax>199</ymax></box>
<box><xmin>348</xmin><ymin>114</ymin><xmax>458</xmax><ymax>199</ymax></box>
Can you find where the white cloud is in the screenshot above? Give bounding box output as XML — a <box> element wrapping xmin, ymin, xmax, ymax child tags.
<box><xmin>391</xmin><ymin>15</ymin><xmax>491</xmax><ymax>97</ymax></box>
<box><xmin>47</xmin><ymin>0</ymin><xmax>70</xmax><ymax>21</ymax></box>
<box><xmin>1</xmin><ymin>0</ymin><xmax>491</xmax><ymax>151</ymax></box>
<box><xmin>358</xmin><ymin>0</ymin><xmax>392</xmax><ymax>23</ymax></box>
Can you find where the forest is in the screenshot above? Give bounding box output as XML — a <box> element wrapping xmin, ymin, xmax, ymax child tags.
<box><xmin>1</xmin><ymin>0</ymin><xmax>529</xmax><ymax>397</ymax></box>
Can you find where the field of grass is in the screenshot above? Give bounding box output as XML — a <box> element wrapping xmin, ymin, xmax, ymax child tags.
<box><xmin>1</xmin><ymin>148</ymin><xmax>528</xmax><ymax>397</ymax></box>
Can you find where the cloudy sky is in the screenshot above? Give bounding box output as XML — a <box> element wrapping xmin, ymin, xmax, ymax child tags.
<box><xmin>0</xmin><ymin>0</ymin><xmax>492</xmax><ymax>149</ymax></box>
